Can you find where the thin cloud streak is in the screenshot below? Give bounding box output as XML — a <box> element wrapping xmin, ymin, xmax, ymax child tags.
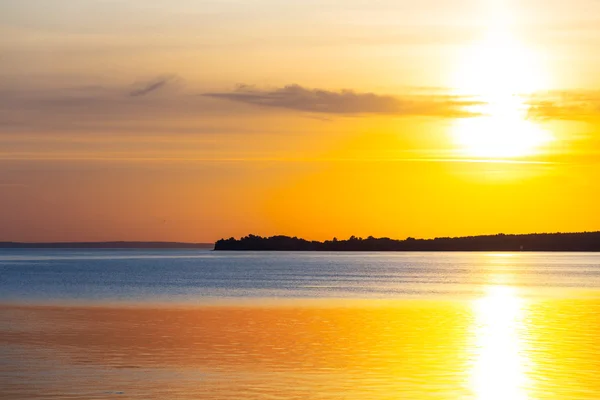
<box><xmin>129</xmin><ymin>75</ymin><xmax>179</xmax><ymax>97</ymax></box>
<box><xmin>0</xmin><ymin>183</ymin><xmax>27</xmax><ymax>187</ymax></box>
<box><xmin>204</xmin><ymin>84</ymin><xmax>481</xmax><ymax>117</ymax></box>
<box><xmin>0</xmin><ymin>154</ymin><xmax>557</xmax><ymax>165</ymax></box>
<box><xmin>527</xmin><ymin>90</ymin><xmax>600</xmax><ymax>121</ymax></box>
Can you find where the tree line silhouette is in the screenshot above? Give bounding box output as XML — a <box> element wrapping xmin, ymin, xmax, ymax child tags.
<box><xmin>214</xmin><ymin>232</ymin><xmax>600</xmax><ymax>251</ymax></box>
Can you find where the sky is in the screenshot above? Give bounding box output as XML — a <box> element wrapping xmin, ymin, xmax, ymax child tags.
<box><xmin>2</xmin><ymin>0</ymin><xmax>600</xmax><ymax>242</ymax></box>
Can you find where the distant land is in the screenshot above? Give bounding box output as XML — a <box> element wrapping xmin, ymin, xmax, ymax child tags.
<box><xmin>0</xmin><ymin>242</ymin><xmax>213</xmax><ymax>249</ymax></box>
<box><xmin>214</xmin><ymin>232</ymin><xmax>600</xmax><ymax>252</ymax></box>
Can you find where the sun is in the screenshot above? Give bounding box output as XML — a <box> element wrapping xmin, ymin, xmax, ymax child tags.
<box><xmin>451</xmin><ymin>15</ymin><xmax>552</xmax><ymax>159</ymax></box>
<box><xmin>452</xmin><ymin>104</ymin><xmax>551</xmax><ymax>159</ymax></box>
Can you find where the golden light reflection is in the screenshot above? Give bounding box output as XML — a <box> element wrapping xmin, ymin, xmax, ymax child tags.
<box><xmin>471</xmin><ymin>286</ymin><xmax>530</xmax><ymax>400</ymax></box>
<box><xmin>452</xmin><ymin>0</ymin><xmax>552</xmax><ymax>159</ymax></box>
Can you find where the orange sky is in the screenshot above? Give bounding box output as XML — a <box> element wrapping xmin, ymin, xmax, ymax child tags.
<box><xmin>2</xmin><ymin>0</ymin><xmax>600</xmax><ymax>242</ymax></box>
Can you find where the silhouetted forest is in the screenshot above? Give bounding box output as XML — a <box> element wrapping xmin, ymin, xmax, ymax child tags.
<box><xmin>214</xmin><ymin>232</ymin><xmax>600</xmax><ymax>251</ymax></box>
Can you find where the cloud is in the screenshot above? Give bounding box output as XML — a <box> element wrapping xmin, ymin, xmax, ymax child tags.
<box><xmin>6</xmin><ymin>77</ymin><xmax>600</xmax><ymax>142</ymax></box>
<box><xmin>204</xmin><ymin>84</ymin><xmax>480</xmax><ymax>117</ymax></box>
<box><xmin>0</xmin><ymin>75</ymin><xmax>240</xmax><ymax>135</ymax></box>
<box><xmin>129</xmin><ymin>75</ymin><xmax>179</xmax><ymax>97</ymax></box>
<box><xmin>205</xmin><ymin>85</ymin><xmax>600</xmax><ymax>121</ymax></box>
<box><xmin>0</xmin><ymin>183</ymin><xmax>27</xmax><ymax>189</ymax></box>
<box><xmin>527</xmin><ymin>91</ymin><xmax>600</xmax><ymax>121</ymax></box>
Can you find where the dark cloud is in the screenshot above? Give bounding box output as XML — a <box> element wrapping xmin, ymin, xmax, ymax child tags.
<box><xmin>129</xmin><ymin>75</ymin><xmax>179</xmax><ymax>97</ymax></box>
<box><xmin>204</xmin><ymin>84</ymin><xmax>480</xmax><ymax>117</ymax></box>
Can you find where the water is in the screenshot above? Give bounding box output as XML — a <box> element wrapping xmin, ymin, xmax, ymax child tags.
<box><xmin>1</xmin><ymin>250</ymin><xmax>600</xmax><ymax>399</ymax></box>
<box><xmin>1</xmin><ymin>250</ymin><xmax>600</xmax><ymax>303</ymax></box>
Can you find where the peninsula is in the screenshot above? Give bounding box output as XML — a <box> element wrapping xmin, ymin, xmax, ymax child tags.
<box><xmin>214</xmin><ymin>232</ymin><xmax>600</xmax><ymax>252</ymax></box>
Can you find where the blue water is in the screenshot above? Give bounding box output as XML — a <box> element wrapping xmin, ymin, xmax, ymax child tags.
<box><xmin>1</xmin><ymin>249</ymin><xmax>600</xmax><ymax>304</ymax></box>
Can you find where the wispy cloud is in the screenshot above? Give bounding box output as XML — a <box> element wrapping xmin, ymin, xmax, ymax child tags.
<box><xmin>204</xmin><ymin>84</ymin><xmax>480</xmax><ymax>117</ymax></box>
<box><xmin>4</xmin><ymin>77</ymin><xmax>600</xmax><ymax>141</ymax></box>
<box><xmin>0</xmin><ymin>75</ymin><xmax>234</xmax><ymax>135</ymax></box>
<box><xmin>0</xmin><ymin>183</ymin><xmax>27</xmax><ymax>188</ymax></box>
<box><xmin>129</xmin><ymin>75</ymin><xmax>179</xmax><ymax>97</ymax></box>
<box><xmin>527</xmin><ymin>91</ymin><xmax>600</xmax><ymax>121</ymax></box>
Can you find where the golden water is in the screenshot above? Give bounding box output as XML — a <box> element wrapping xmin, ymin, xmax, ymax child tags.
<box><xmin>1</xmin><ymin>290</ymin><xmax>599</xmax><ymax>399</ymax></box>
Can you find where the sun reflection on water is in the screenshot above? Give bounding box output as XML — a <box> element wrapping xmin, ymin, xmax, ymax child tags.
<box><xmin>471</xmin><ymin>286</ymin><xmax>530</xmax><ymax>400</ymax></box>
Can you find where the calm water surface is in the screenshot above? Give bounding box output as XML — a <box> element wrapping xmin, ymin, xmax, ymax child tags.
<box><xmin>1</xmin><ymin>250</ymin><xmax>599</xmax><ymax>399</ymax></box>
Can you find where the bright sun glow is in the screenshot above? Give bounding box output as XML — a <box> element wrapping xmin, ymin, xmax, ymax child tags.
<box><xmin>453</xmin><ymin>110</ymin><xmax>551</xmax><ymax>159</ymax></box>
<box><xmin>452</xmin><ymin>2</ymin><xmax>552</xmax><ymax>158</ymax></box>
<box><xmin>471</xmin><ymin>286</ymin><xmax>530</xmax><ymax>400</ymax></box>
